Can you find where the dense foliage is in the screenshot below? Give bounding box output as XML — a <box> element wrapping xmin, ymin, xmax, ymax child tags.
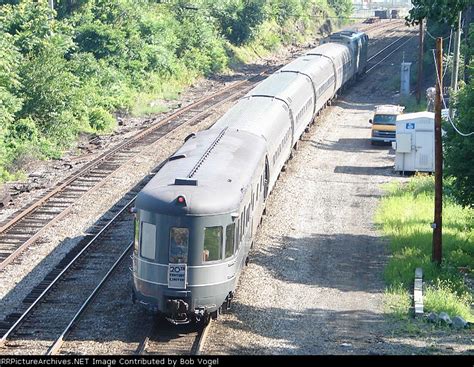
<box><xmin>406</xmin><ymin>0</ymin><xmax>472</xmax><ymax>26</ymax></box>
<box><xmin>444</xmin><ymin>77</ymin><xmax>474</xmax><ymax>208</ymax></box>
<box><xmin>405</xmin><ymin>0</ymin><xmax>474</xmax><ymax>207</ymax></box>
<box><xmin>0</xmin><ymin>0</ymin><xmax>352</xmax><ymax>181</ymax></box>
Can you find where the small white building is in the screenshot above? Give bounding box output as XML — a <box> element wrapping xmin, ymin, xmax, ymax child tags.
<box><xmin>393</xmin><ymin>112</ymin><xmax>435</xmax><ymax>173</ymax></box>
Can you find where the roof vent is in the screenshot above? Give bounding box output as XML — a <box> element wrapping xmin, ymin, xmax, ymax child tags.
<box><xmin>184</xmin><ymin>133</ymin><xmax>196</xmax><ymax>142</ymax></box>
<box><xmin>174</xmin><ymin>178</ymin><xmax>198</xmax><ymax>186</ymax></box>
<box><xmin>169</xmin><ymin>154</ymin><xmax>187</xmax><ymax>161</ymax></box>
<box><xmin>188</xmin><ymin>128</ymin><xmax>227</xmax><ymax>178</ymax></box>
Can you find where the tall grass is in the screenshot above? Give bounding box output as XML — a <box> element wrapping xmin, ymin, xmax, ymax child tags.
<box><xmin>376</xmin><ymin>174</ymin><xmax>473</xmax><ymax>322</ymax></box>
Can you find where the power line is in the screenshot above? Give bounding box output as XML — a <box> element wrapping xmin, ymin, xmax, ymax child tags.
<box><xmin>426</xmin><ymin>29</ymin><xmax>451</xmax><ymax>41</ymax></box>
<box><xmin>442</xmin><ymin>28</ymin><xmax>453</xmax><ymax>79</ymax></box>
<box><xmin>432</xmin><ymin>49</ymin><xmax>474</xmax><ymax>137</ymax></box>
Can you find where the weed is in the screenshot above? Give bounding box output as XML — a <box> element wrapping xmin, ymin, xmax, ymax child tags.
<box><xmin>376</xmin><ymin>175</ymin><xmax>474</xmax><ymax>323</ymax></box>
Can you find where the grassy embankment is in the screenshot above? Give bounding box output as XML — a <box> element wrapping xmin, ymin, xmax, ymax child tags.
<box><xmin>376</xmin><ymin>175</ymin><xmax>473</xmax><ymax>323</ymax></box>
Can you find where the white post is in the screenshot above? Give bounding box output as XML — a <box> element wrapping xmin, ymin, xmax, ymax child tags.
<box><xmin>449</xmin><ymin>11</ymin><xmax>462</xmax><ymax>119</ymax></box>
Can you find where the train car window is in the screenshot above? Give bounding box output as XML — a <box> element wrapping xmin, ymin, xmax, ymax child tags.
<box><xmin>235</xmin><ymin>222</ymin><xmax>240</xmax><ymax>253</ymax></box>
<box><xmin>203</xmin><ymin>226</ymin><xmax>222</xmax><ymax>262</ymax></box>
<box><xmin>140</xmin><ymin>222</ymin><xmax>156</xmax><ymax>260</ymax></box>
<box><xmin>225</xmin><ymin>224</ymin><xmax>235</xmax><ymax>258</ymax></box>
<box><xmin>240</xmin><ymin>212</ymin><xmax>244</xmax><ymax>240</ymax></box>
<box><xmin>246</xmin><ymin>206</ymin><xmax>250</xmax><ymax>225</ymax></box>
<box><xmin>133</xmin><ymin>214</ymin><xmax>140</xmax><ymax>256</ymax></box>
<box><xmin>169</xmin><ymin>227</ymin><xmax>189</xmax><ymax>263</ymax></box>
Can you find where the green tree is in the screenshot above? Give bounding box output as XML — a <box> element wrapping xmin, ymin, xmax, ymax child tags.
<box><xmin>207</xmin><ymin>0</ymin><xmax>267</xmax><ymax>45</ymax></box>
<box><xmin>327</xmin><ymin>0</ymin><xmax>352</xmax><ymax>18</ymax></box>
<box><xmin>406</xmin><ymin>0</ymin><xmax>471</xmax><ymax>25</ymax></box>
<box><xmin>0</xmin><ymin>32</ymin><xmax>22</xmax><ymax>128</ymax></box>
<box><xmin>444</xmin><ymin>77</ymin><xmax>474</xmax><ymax>207</ymax></box>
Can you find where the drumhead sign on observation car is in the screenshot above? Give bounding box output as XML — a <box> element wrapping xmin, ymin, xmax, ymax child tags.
<box><xmin>168</xmin><ymin>264</ymin><xmax>187</xmax><ymax>289</ymax></box>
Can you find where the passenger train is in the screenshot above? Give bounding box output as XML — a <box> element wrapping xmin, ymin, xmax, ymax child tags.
<box><xmin>131</xmin><ymin>30</ymin><xmax>369</xmax><ymax>324</ymax></box>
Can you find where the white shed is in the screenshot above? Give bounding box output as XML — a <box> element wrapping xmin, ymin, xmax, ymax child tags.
<box><xmin>393</xmin><ymin>112</ymin><xmax>435</xmax><ymax>173</ymax></box>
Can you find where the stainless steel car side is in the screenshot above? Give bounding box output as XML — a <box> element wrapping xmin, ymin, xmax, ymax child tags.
<box><xmin>131</xmin><ymin>30</ymin><xmax>369</xmax><ymax>324</ymax></box>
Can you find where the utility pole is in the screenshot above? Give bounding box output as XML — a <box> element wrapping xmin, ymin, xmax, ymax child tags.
<box><xmin>416</xmin><ymin>19</ymin><xmax>424</xmax><ymax>104</ymax></box>
<box><xmin>449</xmin><ymin>11</ymin><xmax>462</xmax><ymax>119</ymax></box>
<box><xmin>432</xmin><ymin>37</ymin><xmax>443</xmax><ymax>265</ymax></box>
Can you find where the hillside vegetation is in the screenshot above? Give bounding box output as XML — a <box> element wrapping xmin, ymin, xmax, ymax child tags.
<box><xmin>0</xmin><ymin>0</ymin><xmax>352</xmax><ymax>182</ymax></box>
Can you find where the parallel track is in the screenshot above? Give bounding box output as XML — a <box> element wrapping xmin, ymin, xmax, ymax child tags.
<box><xmin>366</xmin><ymin>30</ymin><xmax>417</xmax><ymax>73</ymax></box>
<box><xmin>0</xmin><ymin>192</ymin><xmax>137</xmax><ymax>353</ymax></box>
<box><xmin>0</xmin><ymin>69</ymin><xmax>274</xmax><ymax>271</ymax></box>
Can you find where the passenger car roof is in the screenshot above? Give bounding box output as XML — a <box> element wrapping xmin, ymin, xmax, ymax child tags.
<box><xmin>136</xmin><ymin>128</ymin><xmax>266</xmax><ymax>216</ymax></box>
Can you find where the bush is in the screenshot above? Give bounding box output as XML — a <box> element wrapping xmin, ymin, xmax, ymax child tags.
<box><xmin>0</xmin><ymin>32</ymin><xmax>22</xmax><ymax>128</ymax></box>
<box><xmin>444</xmin><ymin>79</ymin><xmax>474</xmax><ymax>208</ymax></box>
<box><xmin>208</xmin><ymin>0</ymin><xmax>267</xmax><ymax>45</ymax></box>
<box><xmin>88</xmin><ymin>108</ymin><xmax>116</xmax><ymax>132</ymax></box>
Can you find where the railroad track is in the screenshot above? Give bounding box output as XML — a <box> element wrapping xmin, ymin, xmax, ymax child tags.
<box><xmin>366</xmin><ymin>29</ymin><xmax>417</xmax><ymax>73</ymax></box>
<box><xmin>135</xmin><ymin>319</ymin><xmax>211</xmax><ymax>355</ymax></box>
<box><xmin>0</xmin><ymin>190</ymin><xmax>138</xmax><ymax>354</ymax></box>
<box><xmin>357</xmin><ymin>19</ymin><xmax>404</xmax><ymax>36</ymax></box>
<box><xmin>0</xmin><ymin>68</ymin><xmax>276</xmax><ymax>272</ymax></box>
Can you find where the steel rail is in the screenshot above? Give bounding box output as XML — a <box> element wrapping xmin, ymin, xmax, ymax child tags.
<box><xmin>0</xmin><ymin>195</ymin><xmax>136</xmax><ymax>346</ymax></box>
<box><xmin>366</xmin><ymin>35</ymin><xmax>417</xmax><ymax>73</ymax></box>
<box><xmin>194</xmin><ymin>321</ymin><xmax>212</xmax><ymax>355</ymax></box>
<box><xmin>134</xmin><ymin>320</ymin><xmax>211</xmax><ymax>356</ymax></box>
<box><xmin>367</xmin><ymin>28</ymin><xmax>417</xmax><ymax>63</ymax></box>
<box><xmin>46</xmin><ymin>241</ymin><xmax>133</xmax><ymax>355</ymax></box>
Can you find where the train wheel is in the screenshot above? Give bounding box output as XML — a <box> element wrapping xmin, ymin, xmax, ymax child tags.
<box><xmin>225</xmin><ymin>296</ymin><xmax>232</xmax><ymax>311</ymax></box>
<box><xmin>211</xmin><ymin>307</ymin><xmax>221</xmax><ymax>320</ymax></box>
<box><xmin>202</xmin><ymin>313</ymin><xmax>211</xmax><ymax>326</ymax></box>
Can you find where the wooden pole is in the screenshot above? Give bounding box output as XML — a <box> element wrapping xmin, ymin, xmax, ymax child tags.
<box><xmin>416</xmin><ymin>20</ymin><xmax>424</xmax><ymax>104</ymax></box>
<box><xmin>432</xmin><ymin>37</ymin><xmax>443</xmax><ymax>265</ymax></box>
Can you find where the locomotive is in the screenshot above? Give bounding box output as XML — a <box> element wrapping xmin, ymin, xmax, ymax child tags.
<box><xmin>131</xmin><ymin>30</ymin><xmax>369</xmax><ymax>324</ymax></box>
